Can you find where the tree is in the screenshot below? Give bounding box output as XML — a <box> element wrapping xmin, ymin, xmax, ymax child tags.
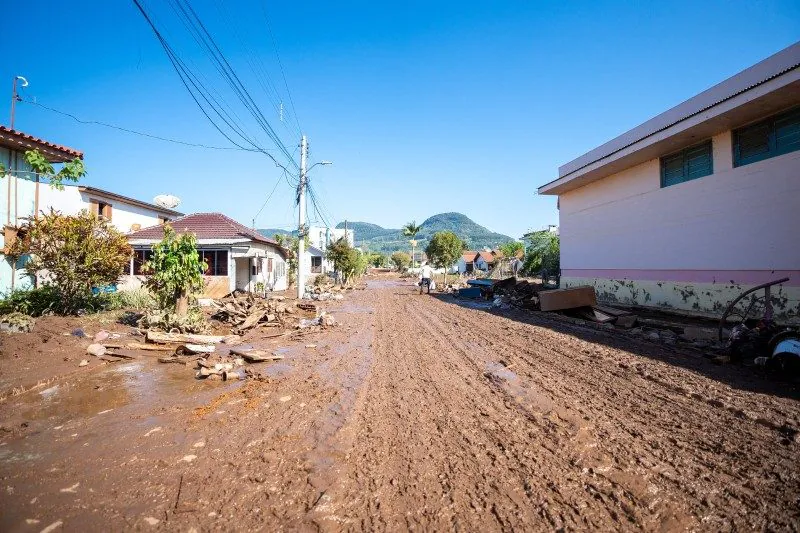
<box><xmin>498</xmin><ymin>241</ymin><xmax>524</xmax><ymax>260</ymax></box>
<box><xmin>390</xmin><ymin>251</ymin><xmax>411</xmax><ymax>271</ymax></box>
<box><xmin>402</xmin><ymin>220</ymin><xmax>422</xmax><ymax>268</ymax></box>
<box><xmin>369</xmin><ymin>252</ymin><xmax>386</xmax><ymax>268</ymax></box>
<box><xmin>326</xmin><ymin>237</ymin><xmax>367</xmax><ymax>285</ymax></box>
<box><xmin>523</xmin><ymin>230</ymin><xmax>560</xmax><ymax>283</ymax></box>
<box><xmin>425</xmin><ymin>231</ymin><xmax>463</xmax><ymax>287</ymax></box>
<box><xmin>9</xmin><ymin>209</ymin><xmax>131</xmax><ymax>313</ymax></box>
<box><xmin>142</xmin><ymin>225</ymin><xmax>206</xmax><ymax>318</ymax></box>
<box><xmin>22</xmin><ymin>149</ymin><xmax>86</xmax><ymax>190</ymax></box>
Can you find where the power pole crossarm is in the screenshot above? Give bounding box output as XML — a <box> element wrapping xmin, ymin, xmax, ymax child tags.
<box><xmin>297</xmin><ymin>135</ymin><xmax>308</xmax><ymax>299</ymax></box>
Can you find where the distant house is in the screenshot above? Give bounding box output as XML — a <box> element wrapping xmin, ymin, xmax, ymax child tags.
<box><xmin>537</xmin><ymin>42</ymin><xmax>800</xmax><ymax>320</ymax></box>
<box><xmin>126</xmin><ymin>213</ymin><xmax>289</xmax><ymax>298</ymax></box>
<box><xmin>302</xmin><ymin>225</ymin><xmax>354</xmax><ymax>277</ymax></box>
<box><xmin>0</xmin><ymin>127</ymin><xmax>181</xmax><ymax>294</ymax></box>
<box><xmin>457</xmin><ymin>251</ymin><xmax>478</xmax><ymax>274</ymax></box>
<box><xmin>474</xmin><ymin>251</ymin><xmax>497</xmax><ymax>272</ymax></box>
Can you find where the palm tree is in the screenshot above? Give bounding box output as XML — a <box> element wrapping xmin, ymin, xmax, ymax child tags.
<box><xmin>402</xmin><ymin>221</ymin><xmax>422</xmax><ymax>267</ymax></box>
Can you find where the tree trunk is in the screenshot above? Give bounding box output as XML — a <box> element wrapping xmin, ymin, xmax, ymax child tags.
<box><xmin>443</xmin><ymin>270</ymin><xmax>447</xmax><ymax>289</ymax></box>
<box><xmin>175</xmin><ymin>290</ymin><xmax>189</xmax><ymax>317</ymax></box>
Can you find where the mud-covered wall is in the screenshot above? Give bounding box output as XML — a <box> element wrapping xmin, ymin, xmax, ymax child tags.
<box><xmin>562</xmin><ymin>276</ymin><xmax>800</xmax><ymax>323</ymax></box>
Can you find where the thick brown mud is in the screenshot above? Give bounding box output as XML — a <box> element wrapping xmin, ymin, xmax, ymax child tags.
<box><xmin>0</xmin><ymin>280</ymin><xmax>798</xmax><ymax>531</ymax></box>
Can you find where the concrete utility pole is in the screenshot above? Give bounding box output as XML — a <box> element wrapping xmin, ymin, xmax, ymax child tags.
<box><xmin>296</xmin><ymin>135</ymin><xmax>308</xmax><ymax>299</ymax></box>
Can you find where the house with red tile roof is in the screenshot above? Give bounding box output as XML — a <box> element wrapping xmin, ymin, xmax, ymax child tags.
<box><xmin>125</xmin><ymin>213</ymin><xmax>290</xmax><ymax>297</ymax></box>
<box><xmin>457</xmin><ymin>251</ymin><xmax>478</xmax><ymax>274</ymax></box>
<box><xmin>1</xmin><ymin>127</ymin><xmax>181</xmax><ymax>294</ymax></box>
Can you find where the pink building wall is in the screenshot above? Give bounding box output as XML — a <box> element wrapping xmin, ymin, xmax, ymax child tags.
<box><xmin>558</xmin><ymin>131</ymin><xmax>800</xmax><ymax>320</ymax></box>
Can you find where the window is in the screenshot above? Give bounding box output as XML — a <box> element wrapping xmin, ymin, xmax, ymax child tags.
<box><xmin>199</xmin><ymin>250</ymin><xmax>228</xmax><ymax>276</ymax></box>
<box><xmin>98</xmin><ymin>201</ymin><xmax>112</xmax><ymax>220</ymax></box>
<box><xmin>251</xmin><ymin>261</ymin><xmax>262</xmax><ymax>276</ymax></box>
<box><xmin>133</xmin><ymin>249</ymin><xmax>153</xmax><ymax>275</ymax></box>
<box><xmin>733</xmin><ymin>107</ymin><xmax>800</xmax><ymax>167</ymax></box>
<box><xmin>267</xmin><ymin>257</ymin><xmax>274</xmax><ymax>273</ymax></box>
<box><xmin>311</xmin><ymin>256</ymin><xmax>322</xmax><ymax>273</ymax></box>
<box><xmin>159</xmin><ymin>217</ymin><xmax>170</xmax><ymax>225</ymax></box>
<box><xmin>660</xmin><ymin>140</ymin><xmax>713</xmax><ymax>188</ymax></box>
<box><xmin>91</xmin><ymin>200</ymin><xmax>112</xmax><ymax>220</ymax></box>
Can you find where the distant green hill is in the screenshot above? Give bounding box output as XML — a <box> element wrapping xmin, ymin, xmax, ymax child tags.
<box><xmin>336</xmin><ymin>212</ymin><xmax>513</xmax><ymax>254</ymax></box>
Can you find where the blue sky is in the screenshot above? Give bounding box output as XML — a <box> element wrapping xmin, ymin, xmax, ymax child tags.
<box><xmin>4</xmin><ymin>1</ymin><xmax>799</xmax><ymax>239</ymax></box>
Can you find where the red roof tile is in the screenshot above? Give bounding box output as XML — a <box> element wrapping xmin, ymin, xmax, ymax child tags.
<box><xmin>462</xmin><ymin>251</ymin><xmax>478</xmax><ymax>262</ymax></box>
<box><xmin>128</xmin><ymin>212</ymin><xmax>287</xmax><ymax>256</ymax></box>
<box><xmin>477</xmin><ymin>251</ymin><xmax>496</xmax><ymax>263</ymax></box>
<box><xmin>0</xmin><ymin>126</ymin><xmax>83</xmax><ymax>162</ymax></box>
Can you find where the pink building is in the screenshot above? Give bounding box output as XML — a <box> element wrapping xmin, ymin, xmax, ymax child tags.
<box><xmin>538</xmin><ymin>42</ymin><xmax>800</xmax><ymax>322</ymax></box>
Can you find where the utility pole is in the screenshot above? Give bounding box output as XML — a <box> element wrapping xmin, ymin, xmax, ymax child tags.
<box><xmin>296</xmin><ymin>135</ymin><xmax>308</xmax><ymax>299</ymax></box>
<box><xmin>10</xmin><ymin>76</ymin><xmax>27</xmax><ymax>130</ymax></box>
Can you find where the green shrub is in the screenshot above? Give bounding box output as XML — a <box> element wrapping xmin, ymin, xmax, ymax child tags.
<box><xmin>103</xmin><ymin>288</ymin><xmax>156</xmax><ymax>310</ymax></box>
<box><xmin>0</xmin><ymin>286</ymin><xmax>117</xmax><ymax>317</ymax></box>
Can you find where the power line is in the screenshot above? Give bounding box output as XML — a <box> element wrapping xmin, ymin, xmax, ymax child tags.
<box><xmin>21</xmin><ymin>99</ymin><xmax>266</xmax><ymax>152</ymax></box>
<box><xmin>253</xmin><ymin>168</ymin><xmax>289</xmax><ymax>224</ymax></box>
<box><xmin>132</xmin><ymin>0</ymin><xmax>298</xmax><ymax>174</ymax></box>
<box><xmin>260</xmin><ymin>0</ymin><xmax>302</xmax><ymax>135</ymax></box>
<box><xmin>169</xmin><ymin>0</ymin><xmax>299</xmax><ymax>168</ymax></box>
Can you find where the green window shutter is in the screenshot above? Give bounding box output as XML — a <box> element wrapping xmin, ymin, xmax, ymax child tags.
<box><xmin>775</xmin><ymin>107</ymin><xmax>800</xmax><ymax>155</ymax></box>
<box><xmin>735</xmin><ymin>122</ymin><xmax>771</xmax><ymax>166</ymax></box>
<box><xmin>660</xmin><ymin>140</ymin><xmax>713</xmax><ymax>188</ymax></box>
<box><xmin>734</xmin><ymin>106</ymin><xmax>800</xmax><ymax>167</ymax></box>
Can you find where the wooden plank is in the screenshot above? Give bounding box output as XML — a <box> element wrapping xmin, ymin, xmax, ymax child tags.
<box><xmin>125</xmin><ymin>342</ymin><xmax>177</xmax><ymax>352</ymax></box>
<box><xmin>539</xmin><ymin>286</ymin><xmax>597</xmax><ymax>312</ymax></box>
<box><xmin>593</xmin><ymin>304</ymin><xmax>632</xmax><ymax>317</ymax></box>
<box><xmin>229</xmin><ymin>347</ymin><xmax>285</xmax><ymax>363</ymax></box>
<box><xmin>146</xmin><ymin>331</ymin><xmax>233</xmax><ymax>345</ymax></box>
<box><xmin>576</xmin><ymin>307</ymin><xmax>615</xmax><ymax>323</ymax></box>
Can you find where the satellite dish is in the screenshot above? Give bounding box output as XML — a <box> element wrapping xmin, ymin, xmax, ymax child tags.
<box><xmin>154</xmin><ymin>194</ymin><xmax>181</xmax><ymax>209</ymax></box>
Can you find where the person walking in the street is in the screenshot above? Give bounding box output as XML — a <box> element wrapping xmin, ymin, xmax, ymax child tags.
<box><xmin>419</xmin><ymin>262</ymin><xmax>434</xmax><ymax>294</ymax></box>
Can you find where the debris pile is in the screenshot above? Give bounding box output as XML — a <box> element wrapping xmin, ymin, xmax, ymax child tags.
<box><xmin>303</xmin><ymin>285</ymin><xmax>345</xmax><ymax>301</ymax></box>
<box><xmin>210</xmin><ymin>294</ymin><xmax>296</xmax><ymax>334</ymax></box>
<box><xmin>495</xmin><ymin>280</ymin><xmax>543</xmax><ymax>309</ymax></box>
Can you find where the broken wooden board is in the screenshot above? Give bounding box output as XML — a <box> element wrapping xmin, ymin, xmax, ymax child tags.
<box><xmin>176</xmin><ymin>343</ymin><xmax>215</xmax><ymax>355</ymax></box>
<box><xmin>146</xmin><ymin>331</ymin><xmax>238</xmax><ymax>345</ymax></box>
<box><xmin>125</xmin><ymin>342</ymin><xmax>177</xmax><ymax>352</ymax></box>
<box><xmin>593</xmin><ymin>304</ymin><xmax>633</xmax><ymax>317</ymax></box>
<box><xmin>539</xmin><ymin>286</ymin><xmax>597</xmax><ymax>312</ymax></box>
<box><xmin>229</xmin><ymin>347</ymin><xmax>285</xmax><ymax>363</ymax></box>
<box><xmin>575</xmin><ymin>307</ymin><xmax>615</xmax><ymax>323</ymax></box>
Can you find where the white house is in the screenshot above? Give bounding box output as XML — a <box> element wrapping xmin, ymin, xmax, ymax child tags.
<box><xmin>126</xmin><ymin>213</ymin><xmax>289</xmax><ymax>298</ymax></box>
<box><xmin>457</xmin><ymin>251</ymin><xmax>478</xmax><ymax>274</ymax></box>
<box><xmin>0</xmin><ymin>126</ymin><xmax>181</xmax><ymax>294</ymax></box>
<box><xmin>538</xmin><ymin>42</ymin><xmax>800</xmax><ymax>321</ymax></box>
<box><xmin>302</xmin><ymin>225</ymin><xmax>355</xmax><ymax>277</ymax></box>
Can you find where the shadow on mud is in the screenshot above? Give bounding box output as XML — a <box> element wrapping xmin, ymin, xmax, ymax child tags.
<box><xmin>431</xmin><ymin>294</ymin><xmax>800</xmax><ymax>401</ymax></box>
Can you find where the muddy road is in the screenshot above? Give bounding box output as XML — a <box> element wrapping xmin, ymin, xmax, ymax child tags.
<box><xmin>1</xmin><ymin>279</ymin><xmax>799</xmax><ymax>531</ymax></box>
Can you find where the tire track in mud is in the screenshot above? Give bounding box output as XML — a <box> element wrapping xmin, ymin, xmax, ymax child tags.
<box><xmin>318</xmin><ymin>286</ymin><xmax>798</xmax><ymax>532</ymax></box>
<box><xmin>411</xmin><ymin>292</ymin><xmax>800</xmax><ymax>531</ymax></box>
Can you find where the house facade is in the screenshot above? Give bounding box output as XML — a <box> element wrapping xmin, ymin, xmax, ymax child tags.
<box><xmin>457</xmin><ymin>251</ymin><xmax>478</xmax><ymax>274</ymax></box>
<box><xmin>1</xmin><ymin>127</ymin><xmax>181</xmax><ymax>294</ymax></box>
<box><xmin>538</xmin><ymin>42</ymin><xmax>800</xmax><ymax>321</ymax></box>
<box><xmin>126</xmin><ymin>213</ymin><xmax>289</xmax><ymax>298</ymax></box>
<box><xmin>302</xmin><ymin>225</ymin><xmax>355</xmax><ymax>278</ymax></box>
